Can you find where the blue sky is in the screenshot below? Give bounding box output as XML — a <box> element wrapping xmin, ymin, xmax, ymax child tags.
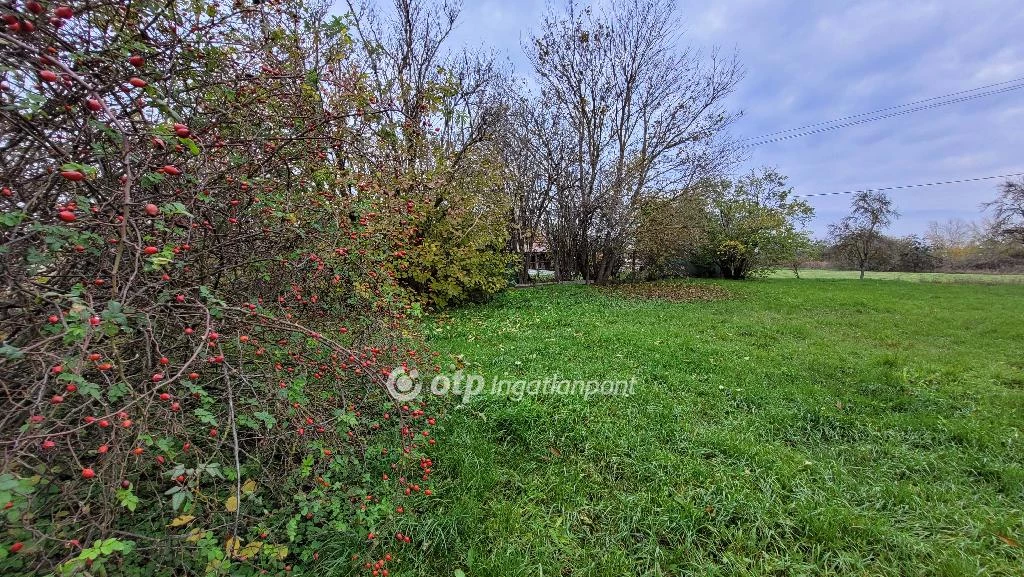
<box><xmin>387</xmin><ymin>0</ymin><xmax>1024</xmax><ymax>238</ymax></box>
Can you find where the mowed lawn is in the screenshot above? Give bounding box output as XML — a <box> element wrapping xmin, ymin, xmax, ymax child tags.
<box><xmin>416</xmin><ymin>280</ymin><xmax>1024</xmax><ymax>577</ymax></box>
<box><xmin>769</xmin><ymin>268</ymin><xmax>1024</xmax><ymax>284</ymax></box>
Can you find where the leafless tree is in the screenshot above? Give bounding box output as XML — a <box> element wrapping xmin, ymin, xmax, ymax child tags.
<box><xmin>983</xmin><ymin>178</ymin><xmax>1024</xmax><ymax>244</ymax></box>
<box><xmin>344</xmin><ymin>0</ymin><xmax>504</xmax><ymax>179</ymax></box>
<box><xmin>524</xmin><ymin>0</ymin><xmax>743</xmax><ymax>283</ymax></box>
<box><xmin>828</xmin><ymin>191</ymin><xmax>899</xmax><ymax>279</ymax></box>
<box><xmin>495</xmin><ymin>88</ymin><xmax>557</xmax><ymax>283</ymax></box>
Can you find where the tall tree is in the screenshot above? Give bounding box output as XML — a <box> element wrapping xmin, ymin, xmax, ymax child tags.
<box><xmin>699</xmin><ymin>168</ymin><xmax>814</xmax><ymax>279</ymax></box>
<box><xmin>983</xmin><ymin>178</ymin><xmax>1024</xmax><ymax>244</ymax></box>
<box><xmin>828</xmin><ymin>191</ymin><xmax>899</xmax><ymax>279</ymax></box>
<box><xmin>525</xmin><ymin>0</ymin><xmax>742</xmax><ymax>283</ymax></box>
<box><xmin>344</xmin><ymin>0</ymin><xmax>512</xmax><ymax>305</ymax></box>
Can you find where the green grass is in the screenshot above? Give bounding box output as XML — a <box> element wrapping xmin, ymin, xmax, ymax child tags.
<box><xmin>412</xmin><ymin>279</ymin><xmax>1024</xmax><ymax>577</ymax></box>
<box><xmin>770</xmin><ymin>268</ymin><xmax>1024</xmax><ymax>284</ymax></box>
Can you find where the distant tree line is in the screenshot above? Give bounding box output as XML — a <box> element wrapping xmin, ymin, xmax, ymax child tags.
<box><xmin>817</xmin><ymin>180</ymin><xmax>1024</xmax><ymax>276</ymax></box>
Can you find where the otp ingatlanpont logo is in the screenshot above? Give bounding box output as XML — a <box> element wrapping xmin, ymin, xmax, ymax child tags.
<box><xmin>385</xmin><ymin>366</ymin><xmax>421</xmax><ymax>401</ymax></box>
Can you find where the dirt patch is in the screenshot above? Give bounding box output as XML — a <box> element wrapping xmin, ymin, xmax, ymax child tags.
<box><xmin>599</xmin><ymin>281</ymin><xmax>730</xmax><ymax>303</ymax></box>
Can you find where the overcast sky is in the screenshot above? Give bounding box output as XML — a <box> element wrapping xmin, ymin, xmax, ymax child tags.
<box><xmin>392</xmin><ymin>0</ymin><xmax>1023</xmax><ymax>238</ymax></box>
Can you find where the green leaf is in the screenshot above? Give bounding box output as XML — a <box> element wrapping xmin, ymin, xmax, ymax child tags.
<box><xmin>141</xmin><ymin>172</ymin><xmax>166</xmax><ymax>188</ymax></box>
<box><xmin>107</xmin><ymin>381</ymin><xmax>129</xmax><ymax>403</ymax></box>
<box><xmin>253</xmin><ymin>411</ymin><xmax>277</xmax><ymax>431</ymax></box>
<box><xmin>193</xmin><ymin>408</ymin><xmax>219</xmax><ymax>427</ymax></box>
<box><xmin>171</xmin><ymin>489</ymin><xmax>188</xmax><ymax>511</ymax></box>
<box><xmin>116</xmin><ymin>488</ymin><xmax>139</xmax><ymax>512</ymax></box>
<box><xmin>162</xmin><ymin>202</ymin><xmax>194</xmax><ymax>217</ymax></box>
<box><xmin>180</xmin><ymin>138</ymin><xmax>201</xmax><ymax>155</ymax></box>
<box><xmin>0</xmin><ymin>211</ymin><xmax>25</xmax><ymax>228</ymax></box>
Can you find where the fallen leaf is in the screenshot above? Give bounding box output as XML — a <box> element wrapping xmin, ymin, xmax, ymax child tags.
<box><xmin>997</xmin><ymin>534</ymin><xmax>1019</xmax><ymax>547</ymax></box>
<box><xmin>241</xmin><ymin>479</ymin><xmax>257</xmax><ymax>494</ymax></box>
<box><xmin>225</xmin><ymin>495</ymin><xmax>238</xmax><ymax>513</ymax></box>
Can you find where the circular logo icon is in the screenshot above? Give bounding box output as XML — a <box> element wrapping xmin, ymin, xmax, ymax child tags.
<box><xmin>385</xmin><ymin>367</ymin><xmax>421</xmax><ymax>402</ymax></box>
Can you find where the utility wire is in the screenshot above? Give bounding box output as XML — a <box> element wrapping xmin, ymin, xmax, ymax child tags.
<box><xmin>743</xmin><ymin>84</ymin><xmax>1024</xmax><ymax>147</ymax></box>
<box><xmin>794</xmin><ymin>172</ymin><xmax>1024</xmax><ymax>198</ymax></box>
<box><xmin>743</xmin><ymin>76</ymin><xmax>1024</xmax><ymax>142</ymax></box>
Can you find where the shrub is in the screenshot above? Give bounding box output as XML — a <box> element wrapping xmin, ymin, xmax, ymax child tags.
<box><xmin>1</xmin><ymin>2</ymin><xmax>441</xmax><ymax>575</ymax></box>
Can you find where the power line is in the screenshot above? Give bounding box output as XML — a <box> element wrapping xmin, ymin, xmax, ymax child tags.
<box><xmin>743</xmin><ymin>76</ymin><xmax>1024</xmax><ymax>142</ymax></box>
<box><xmin>742</xmin><ymin>84</ymin><xmax>1024</xmax><ymax>147</ymax></box>
<box><xmin>794</xmin><ymin>172</ymin><xmax>1024</xmax><ymax>198</ymax></box>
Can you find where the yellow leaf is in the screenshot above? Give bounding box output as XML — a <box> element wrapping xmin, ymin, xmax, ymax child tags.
<box><xmin>168</xmin><ymin>515</ymin><xmax>195</xmax><ymax>527</ymax></box>
<box><xmin>266</xmin><ymin>544</ymin><xmax>289</xmax><ymax>560</ymax></box>
<box><xmin>225</xmin><ymin>495</ymin><xmax>238</xmax><ymax>513</ymax></box>
<box><xmin>205</xmin><ymin>558</ymin><xmax>226</xmax><ymax>574</ymax></box>
<box><xmin>185</xmin><ymin>528</ymin><xmax>204</xmax><ymax>543</ymax></box>
<box><xmin>241</xmin><ymin>479</ymin><xmax>257</xmax><ymax>495</ymax></box>
<box><xmin>235</xmin><ymin>541</ymin><xmax>263</xmax><ymax>560</ymax></box>
<box><xmin>224</xmin><ymin>535</ymin><xmax>241</xmax><ymax>557</ymax></box>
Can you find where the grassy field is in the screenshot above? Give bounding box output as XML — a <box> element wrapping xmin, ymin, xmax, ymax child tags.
<box><xmin>414</xmin><ymin>279</ymin><xmax>1024</xmax><ymax>576</ymax></box>
<box><xmin>770</xmin><ymin>268</ymin><xmax>1024</xmax><ymax>284</ymax></box>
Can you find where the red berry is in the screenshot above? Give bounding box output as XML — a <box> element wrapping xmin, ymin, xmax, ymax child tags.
<box><xmin>159</xmin><ymin>393</ymin><xmax>171</xmax><ymax>401</ymax></box>
<box><xmin>163</xmin><ymin>165</ymin><xmax>181</xmax><ymax>176</ymax></box>
<box><xmin>145</xmin><ymin>203</ymin><xmax>159</xmax><ymax>216</ymax></box>
<box><xmin>129</xmin><ymin>55</ymin><xmax>145</xmax><ymax>67</ymax></box>
<box><xmin>86</xmin><ymin>98</ymin><xmax>102</xmax><ymax>111</ymax></box>
<box><xmin>51</xmin><ymin>394</ymin><xmax>64</xmax><ymax>404</ymax></box>
<box><xmin>39</xmin><ymin>70</ymin><xmax>57</xmax><ymax>82</ymax></box>
<box><xmin>128</xmin><ymin>77</ymin><xmax>147</xmax><ymax>88</ymax></box>
<box><xmin>81</xmin><ymin>468</ymin><xmax>95</xmax><ymax>479</ymax></box>
<box><xmin>55</xmin><ymin>6</ymin><xmax>74</xmax><ymax>19</ymax></box>
<box><xmin>152</xmin><ymin>373</ymin><xmax>163</xmax><ymax>382</ymax></box>
<box><xmin>58</xmin><ymin>210</ymin><xmax>77</xmax><ymax>222</ymax></box>
<box><xmin>41</xmin><ymin>439</ymin><xmax>56</xmax><ymax>450</ymax></box>
<box><xmin>51</xmin><ymin>365</ymin><xmax>63</xmax><ymax>375</ymax></box>
<box><xmin>143</xmin><ymin>246</ymin><xmax>158</xmax><ymax>255</ymax></box>
<box><xmin>170</xmin><ymin>402</ymin><xmax>181</xmax><ymax>412</ymax></box>
<box><xmin>9</xmin><ymin>542</ymin><xmax>23</xmax><ymax>554</ymax></box>
<box><xmin>48</xmin><ymin>314</ymin><xmax>59</xmax><ymax>324</ymax></box>
<box><xmin>27</xmin><ymin>2</ymin><xmax>45</xmax><ymax>15</ymax></box>
<box><xmin>59</xmin><ymin>170</ymin><xmax>84</xmax><ymax>182</ymax></box>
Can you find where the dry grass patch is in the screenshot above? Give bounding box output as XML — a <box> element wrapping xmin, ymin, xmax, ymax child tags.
<box><xmin>599</xmin><ymin>280</ymin><xmax>731</xmax><ymax>302</ymax></box>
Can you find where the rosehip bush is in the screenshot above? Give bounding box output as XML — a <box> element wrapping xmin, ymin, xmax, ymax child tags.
<box><xmin>1</xmin><ymin>1</ymin><xmax>445</xmax><ymax>575</ymax></box>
